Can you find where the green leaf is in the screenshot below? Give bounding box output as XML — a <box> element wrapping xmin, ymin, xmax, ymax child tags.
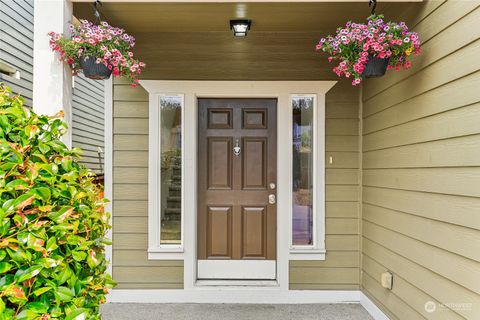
<box><xmin>33</xmin><ymin>287</ymin><xmax>52</xmax><ymax>297</ymax></box>
<box><xmin>31</xmin><ymin>187</ymin><xmax>51</xmax><ymax>202</ymax></box>
<box><xmin>65</xmin><ymin>308</ymin><xmax>88</xmax><ymax>320</ymax></box>
<box><xmin>0</xmin><ymin>250</ymin><xmax>6</xmax><ymax>261</ymax></box>
<box><xmin>38</xmin><ymin>142</ymin><xmax>50</xmax><ymax>153</ymax></box>
<box><xmin>26</xmin><ymin>301</ymin><xmax>48</xmax><ymax>314</ymax></box>
<box><xmin>57</xmin><ymin>265</ymin><xmax>73</xmax><ymax>285</ymax></box>
<box><xmin>72</xmin><ymin>251</ymin><xmax>87</xmax><ymax>262</ymax></box>
<box><xmin>46</xmin><ymin>237</ymin><xmax>58</xmax><ymax>251</ymax></box>
<box><xmin>37</xmin><ymin>258</ymin><xmax>57</xmax><ymax>268</ymax></box>
<box><xmin>15</xmin><ymin>265</ymin><xmax>43</xmax><ymax>283</ymax></box>
<box><xmin>5</xmin><ymin>179</ymin><xmax>29</xmax><ymax>190</ymax></box>
<box><xmin>14</xmin><ymin>309</ymin><xmax>37</xmax><ymax>320</ymax></box>
<box><xmin>56</xmin><ymin>286</ymin><xmax>74</xmax><ymax>302</ymax></box>
<box><xmin>48</xmin><ymin>206</ymin><xmax>74</xmax><ymax>223</ymax></box>
<box><xmin>0</xmin><ymin>262</ymin><xmax>12</xmax><ymax>274</ymax></box>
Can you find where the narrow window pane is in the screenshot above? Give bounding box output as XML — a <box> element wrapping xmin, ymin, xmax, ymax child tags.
<box><xmin>292</xmin><ymin>96</ymin><xmax>314</xmax><ymax>246</ymax></box>
<box><xmin>160</xmin><ymin>95</ymin><xmax>182</xmax><ymax>245</ymax></box>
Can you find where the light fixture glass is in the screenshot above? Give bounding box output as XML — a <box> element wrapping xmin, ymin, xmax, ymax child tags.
<box><xmin>230</xmin><ymin>19</ymin><xmax>252</xmax><ymax>37</ymax></box>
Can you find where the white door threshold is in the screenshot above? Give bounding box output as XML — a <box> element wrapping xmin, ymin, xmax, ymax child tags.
<box><xmin>195</xmin><ymin>279</ymin><xmax>279</xmax><ymax>287</ymax></box>
<box><xmin>197</xmin><ymin>260</ymin><xmax>276</xmax><ymax>280</ymax></box>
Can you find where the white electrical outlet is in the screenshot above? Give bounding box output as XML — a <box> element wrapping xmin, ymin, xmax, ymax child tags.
<box><xmin>381</xmin><ymin>271</ymin><xmax>393</xmax><ymax>290</ymax></box>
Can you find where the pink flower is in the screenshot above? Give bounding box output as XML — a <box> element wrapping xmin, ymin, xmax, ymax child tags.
<box><xmin>352</xmin><ymin>78</ymin><xmax>362</xmax><ymax>86</ymax></box>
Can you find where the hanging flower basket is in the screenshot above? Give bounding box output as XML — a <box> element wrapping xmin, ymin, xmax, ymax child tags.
<box><xmin>315</xmin><ymin>14</ymin><xmax>421</xmax><ymax>86</ymax></box>
<box><xmin>362</xmin><ymin>54</ymin><xmax>390</xmax><ymax>78</ymax></box>
<box><xmin>80</xmin><ymin>56</ymin><xmax>112</xmax><ymax>80</ymax></box>
<box><xmin>48</xmin><ymin>20</ymin><xmax>145</xmax><ymax>87</ymax></box>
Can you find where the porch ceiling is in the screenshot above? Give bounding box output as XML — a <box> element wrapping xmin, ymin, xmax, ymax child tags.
<box><xmin>73</xmin><ymin>2</ymin><xmax>423</xmax><ymax>80</ymax></box>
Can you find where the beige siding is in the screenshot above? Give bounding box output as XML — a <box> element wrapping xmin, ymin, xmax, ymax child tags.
<box><xmin>361</xmin><ymin>1</ymin><xmax>480</xmax><ymax>319</ymax></box>
<box><xmin>290</xmin><ymin>81</ymin><xmax>361</xmax><ymax>290</ymax></box>
<box><xmin>113</xmin><ymin>79</ymin><xmax>360</xmax><ymax>289</ymax></box>
<box><xmin>113</xmin><ymin>82</ymin><xmax>184</xmax><ymax>289</ymax></box>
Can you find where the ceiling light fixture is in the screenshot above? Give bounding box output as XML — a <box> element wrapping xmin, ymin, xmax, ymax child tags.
<box><xmin>230</xmin><ymin>19</ymin><xmax>252</xmax><ymax>37</ymax></box>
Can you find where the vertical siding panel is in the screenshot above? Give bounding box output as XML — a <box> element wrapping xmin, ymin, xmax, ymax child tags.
<box><xmin>0</xmin><ymin>0</ymin><xmax>34</xmax><ymax>106</ymax></box>
<box><xmin>72</xmin><ymin>75</ymin><xmax>105</xmax><ymax>173</ymax></box>
<box><xmin>361</xmin><ymin>1</ymin><xmax>480</xmax><ymax>319</ymax></box>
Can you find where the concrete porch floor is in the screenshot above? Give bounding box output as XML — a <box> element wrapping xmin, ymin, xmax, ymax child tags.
<box><xmin>101</xmin><ymin>303</ymin><xmax>374</xmax><ymax>320</ymax></box>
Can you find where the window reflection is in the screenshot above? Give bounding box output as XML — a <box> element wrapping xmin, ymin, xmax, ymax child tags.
<box><xmin>292</xmin><ymin>96</ymin><xmax>314</xmax><ymax>246</ymax></box>
<box><xmin>160</xmin><ymin>95</ymin><xmax>182</xmax><ymax>245</ymax></box>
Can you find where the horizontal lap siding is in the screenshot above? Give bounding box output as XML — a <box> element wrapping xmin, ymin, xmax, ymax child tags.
<box><xmin>113</xmin><ymin>81</ymin><xmax>183</xmax><ymax>289</ymax></box>
<box><xmin>290</xmin><ymin>81</ymin><xmax>360</xmax><ymax>290</ymax></box>
<box><xmin>0</xmin><ymin>0</ymin><xmax>34</xmax><ymax>106</ymax></box>
<box><xmin>361</xmin><ymin>1</ymin><xmax>480</xmax><ymax>319</ymax></box>
<box><xmin>72</xmin><ymin>76</ymin><xmax>105</xmax><ymax>173</ymax></box>
<box><xmin>113</xmin><ymin>79</ymin><xmax>358</xmax><ymax>289</ymax></box>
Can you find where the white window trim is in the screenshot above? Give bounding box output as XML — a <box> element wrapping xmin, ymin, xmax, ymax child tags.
<box><xmin>147</xmin><ymin>93</ymin><xmax>185</xmax><ymax>259</ymax></box>
<box><xmin>141</xmin><ymin>81</ymin><xmax>336</xmax><ymax>289</ymax></box>
<box><xmin>288</xmin><ymin>94</ymin><xmax>326</xmax><ymax>260</ymax></box>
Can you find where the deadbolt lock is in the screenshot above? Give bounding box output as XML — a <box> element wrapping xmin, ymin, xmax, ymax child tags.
<box><xmin>268</xmin><ymin>194</ymin><xmax>276</xmax><ymax>204</ymax></box>
<box><xmin>269</xmin><ymin>183</ymin><xmax>276</xmax><ymax>190</ymax></box>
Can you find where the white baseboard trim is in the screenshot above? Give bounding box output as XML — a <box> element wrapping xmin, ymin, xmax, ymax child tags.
<box><xmin>108</xmin><ymin>289</ymin><xmax>360</xmax><ymax>304</ymax></box>
<box><xmin>360</xmin><ymin>292</ymin><xmax>390</xmax><ymax>320</ymax></box>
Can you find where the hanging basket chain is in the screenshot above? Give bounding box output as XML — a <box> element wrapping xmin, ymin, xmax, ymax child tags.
<box><xmin>369</xmin><ymin>0</ymin><xmax>377</xmax><ymax>15</ymax></box>
<box><xmin>92</xmin><ymin>0</ymin><xmax>106</xmax><ymax>24</ymax></box>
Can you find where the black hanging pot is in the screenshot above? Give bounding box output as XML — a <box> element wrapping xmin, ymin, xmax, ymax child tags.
<box><xmin>80</xmin><ymin>56</ymin><xmax>112</xmax><ymax>80</ymax></box>
<box><xmin>362</xmin><ymin>54</ymin><xmax>390</xmax><ymax>78</ymax></box>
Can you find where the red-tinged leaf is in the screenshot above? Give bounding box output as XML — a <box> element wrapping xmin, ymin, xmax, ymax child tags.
<box><xmin>14</xmin><ymin>194</ymin><xmax>35</xmax><ymax>211</ymax></box>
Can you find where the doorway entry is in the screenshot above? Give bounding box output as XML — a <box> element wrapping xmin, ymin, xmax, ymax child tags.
<box><xmin>197</xmin><ymin>98</ymin><xmax>277</xmax><ymax>279</ymax></box>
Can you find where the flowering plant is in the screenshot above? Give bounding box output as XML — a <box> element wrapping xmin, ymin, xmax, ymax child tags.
<box><xmin>316</xmin><ymin>14</ymin><xmax>421</xmax><ymax>85</ymax></box>
<box><xmin>48</xmin><ymin>20</ymin><xmax>145</xmax><ymax>87</ymax></box>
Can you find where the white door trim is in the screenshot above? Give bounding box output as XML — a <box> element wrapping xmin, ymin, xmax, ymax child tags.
<box><xmin>140</xmin><ymin>81</ymin><xmax>336</xmax><ymax>291</ymax></box>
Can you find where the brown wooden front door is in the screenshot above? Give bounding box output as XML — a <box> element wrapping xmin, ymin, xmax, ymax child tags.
<box><xmin>197</xmin><ymin>98</ymin><xmax>277</xmax><ymax>279</ymax></box>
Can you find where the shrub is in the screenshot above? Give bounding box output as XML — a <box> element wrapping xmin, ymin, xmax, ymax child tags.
<box><xmin>0</xmin><ymin>83</ymin><xmax>114</xmax><ymax>319</ymax></box>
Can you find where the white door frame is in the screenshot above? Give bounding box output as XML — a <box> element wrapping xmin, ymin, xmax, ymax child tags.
<box><xmin>140</xmin><ymin>80</ymin><xmax>335</xmax><ymax>292</ymax></box>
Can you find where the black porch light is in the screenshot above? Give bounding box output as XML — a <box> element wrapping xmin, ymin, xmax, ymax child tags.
<box><xmin>230</xmin><ymin>19</ymin><xmax>252</xmax><ymax>37</ymax></box>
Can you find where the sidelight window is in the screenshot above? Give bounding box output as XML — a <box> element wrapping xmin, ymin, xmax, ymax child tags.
<box><xmin>290</xmin><ymin>94</ymin><xmax>325</xmax><ymax>258</ymax></box>
<box><xmin>159</xmin><ymin>95</ymin><xmax>183</xmax><ymax>245</ymax></box>
<box><xmin>291</xmin><ymin>95</ymin><xmax>315</xmax><ymax>247</ymax></box>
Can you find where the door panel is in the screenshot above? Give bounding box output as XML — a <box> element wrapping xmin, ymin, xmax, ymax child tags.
<box><xmin>207</xmin><ymin>137</ymin><xmax>232</xmax><ymax>189</ymax></box>
<box><xmin>207</xmin><ymin>206</ymin><xmax>232</xmax><ymax>258</ymax></box>
<box><xmin>242</xmin><ymin>206</ymin><xmax>266</xmax><ymax>258</ymax></box>
<box><xmin>198</xmin><ymin>98</ymin><xmax>277</xmax><ymax>279</ymax></box>
<box><xmin>242</xmin><ymin>138</ymin><xmax>267</xmax><ymax>190</ymax></box>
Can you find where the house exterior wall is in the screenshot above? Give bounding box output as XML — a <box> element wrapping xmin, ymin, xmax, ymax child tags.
<box><xmin>290</xmin><ymin>81</ymin><xmax>360</xmax><ymax>290</ymax></box>
<box><xmin>113</xmin><ymin>80</ymin><xmax>184</xmax><ymax>289</ymax></box>
<box><xmin>0</xmin><ymin>1</ymin><xmax>104</xmax><ymax>172</ymax></box>
<box><xmin>0</xmin><ymin>0</ymin><xmax>34</xmax><ymax>106</ymax></box>
<box><xmin>361</xmin><ymin>1</ymin><xmax>480</xmax><ymax>319</ymax></box>
<box><xmin>112</xmin><ymin>78</ymin><xmax>360</xmax><ymax>289</ymax></box>
<box><xmin>72</xmin><ymin>76</ymin><xmax>105</xmax><ymax>173</ymax></box>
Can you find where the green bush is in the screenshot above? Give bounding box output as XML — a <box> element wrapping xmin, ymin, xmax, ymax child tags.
<box><xmin>0</xmin><ymin>83</ymin><xmax>114</xmax><ymax>319</ymax></box>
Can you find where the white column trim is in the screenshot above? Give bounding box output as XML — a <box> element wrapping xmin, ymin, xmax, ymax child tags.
<box><xmin>104</xmin><ymin>78</ymin><xmax>113</xmax><ymax>275</ymax></box>
<box><xmin>33</xmin><ymin>0</ymin><xmax>73</xmax><ymax>147</ymax></box>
